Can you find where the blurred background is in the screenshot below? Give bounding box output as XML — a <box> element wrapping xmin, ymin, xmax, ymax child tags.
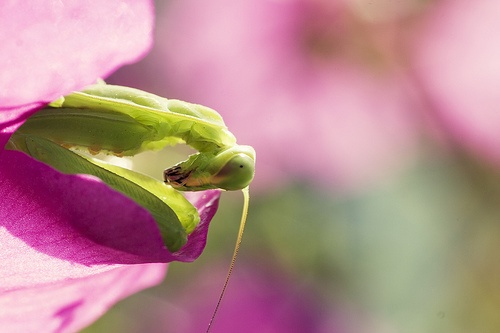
<box><xmin>83</xmin><ymin>0</ymin><xmax>500</xmax><ymax>332</ymax></box>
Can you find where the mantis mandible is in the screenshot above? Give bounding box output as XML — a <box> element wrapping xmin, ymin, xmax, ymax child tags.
<box><xmin>8</xmin><ymin>82</ymin><xmax>255</xmax><ymax>331</ymax></box>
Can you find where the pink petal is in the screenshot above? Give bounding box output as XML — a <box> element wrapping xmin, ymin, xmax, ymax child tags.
<box><xmin>0</xmin><ymin>151</ymin><xmax>170</xmax><ymax>267</ymax></box>
<box><xmin>172</xmin><ymin>190</ymin><xmax>222</xmax><ymax>262</ymax></box>
<box><xmin>0</xmin><ymin>151</ymin><xmax>222</xmax><ymax>267</ymax></box>
<box><xmin>0</xmin><ymin>103</ymin><xmax>44</xmax><ymax>149</ymax></box>
<box><xmin>0</xmin><ymin>262</ymin><xmax>166</xmax><ymax>332</ymax></box>
<box><xmin>0</xmin><ymin>0</ymin><xmax>154</xmax><ymax>109</ymax></box>
<box><xmin>0</xmin><ymin>151</ymin><xmax>220</xmax><ymax>330</ymax></box>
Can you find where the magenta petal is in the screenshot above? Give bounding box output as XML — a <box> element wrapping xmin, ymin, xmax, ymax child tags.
<box><xmin>0</xmin><ymin>151</ymin><xmax>173</xmax><ymax>332</ymax></box>
<box><xmin>0</xmin><ymin>262</ymin><xmax>166</xmax><ymax>332</ymax></box>
<box><xmin>0</xmin><ymin>103</ymin><xmax>45</xmax><ymax>150</ymax></box>
<box><xmin>170</xmin><ymin>190</ymin><xmax>222</xmax><ymax>262</ymax></box>
<box><xmin>0</xmin><ymin>151</ymin><xmax>173</xmax><ymax>265</ymax></box>
<box><xmin>0</xmin><ymin>148</ymin><xmax>220</xmax><ymax>331</ymax></box>
<box><xmin>1</xmin><ymin>151</ymin><xmax>222</xmax><ymax>264</ymax></box>
<box><xmin>0</xmin><ymin>0</ymin><xmax>154</xmax><ymax>108</ymax></box>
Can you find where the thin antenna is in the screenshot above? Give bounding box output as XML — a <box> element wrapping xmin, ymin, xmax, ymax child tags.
<box><xmin>206</xmin><ymin>187</ymin><xmax>250</xmax><ymax>333</ymax></box>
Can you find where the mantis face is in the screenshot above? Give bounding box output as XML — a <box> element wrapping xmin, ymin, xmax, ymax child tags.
<box><xmin>164</xmin><ymin>145</ymin><xmax>256</xmax><ymax>191</ymax></box>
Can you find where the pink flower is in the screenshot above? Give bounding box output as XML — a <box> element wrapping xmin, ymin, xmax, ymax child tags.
<box><xmin>0</xmin><ymin>2</ymin><xmax>220</xmax><ymax>331</ymax></box>
<box><xmin>413</xmin><ymin>0</ymin><xmax>500</xmax><ymax>164</ymax></box>
<box><xmin>110</xmin><ymin>0</ymin><xmax>420</xmax><ymax>192</ymax></box>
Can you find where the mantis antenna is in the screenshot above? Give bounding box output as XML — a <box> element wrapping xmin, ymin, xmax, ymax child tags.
<box><xmin>206</xmin><ymin>186</ymin><xmax>250</xmax><ymax>333</ymax></box>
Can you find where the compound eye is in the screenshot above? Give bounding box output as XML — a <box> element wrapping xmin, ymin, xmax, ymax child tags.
<box><xmin>212</xmin><ymin>153</ymin><xmax>255</xmax><ymax>190</ymax></box>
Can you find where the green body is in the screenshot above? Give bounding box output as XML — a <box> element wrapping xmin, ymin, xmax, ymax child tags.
<box><xmin>9</xmin><ymin>82</ymin><xmax>256</xmax><ymax>252</ymax></box>
<box><xmin>20</xmin><ymin>84</ymin><xmax>237</xmax><ymax>154</ymax></box>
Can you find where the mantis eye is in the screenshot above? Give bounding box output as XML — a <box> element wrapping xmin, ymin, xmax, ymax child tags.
<box><xmin>164</xmin><ymin>145</ymin><xmax>255</xmax><ymax>191</ymax></box>
<box><xmin>212</xmin><ymin>153</ymin><xmax>255</xmax><ymax>191</ymax></box>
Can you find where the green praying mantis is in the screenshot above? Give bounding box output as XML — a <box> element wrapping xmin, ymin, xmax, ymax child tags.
<box><xmin>7</xmin><ymin>82</ymin><xmax>255</xmax><ymax>332</ymax></box>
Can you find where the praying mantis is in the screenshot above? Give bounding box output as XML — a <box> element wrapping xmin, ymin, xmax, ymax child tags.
<box><xmin>8</xmin><ymin>82</ymin><xmax>255</xmax><ymax>331</ymax></box>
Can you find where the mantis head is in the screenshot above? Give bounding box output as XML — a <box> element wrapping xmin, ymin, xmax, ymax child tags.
<box><xmin>164</xmin><ymin>145</ymin><xmax>256</xmax><ymax>191</ymax></box>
